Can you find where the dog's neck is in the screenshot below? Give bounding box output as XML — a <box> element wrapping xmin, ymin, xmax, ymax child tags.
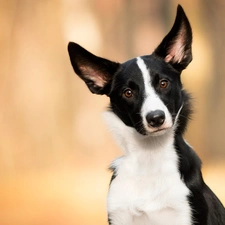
<box><xmin>103</xmin><ymin>111</ymin><xmax>175</xmax><ymax>156</ymax></box>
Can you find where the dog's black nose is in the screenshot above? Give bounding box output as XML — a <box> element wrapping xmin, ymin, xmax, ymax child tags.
<box><xmin>146</xmin><ymin>110</ymin><xmax>165</xmax><ymax>128</ymax></box>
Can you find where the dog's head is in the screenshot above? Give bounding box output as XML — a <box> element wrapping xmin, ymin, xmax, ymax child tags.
<box><xmin>68</xmin><ymin>5</ymin><xmax>192</xmax><ymax>136</ymax></box>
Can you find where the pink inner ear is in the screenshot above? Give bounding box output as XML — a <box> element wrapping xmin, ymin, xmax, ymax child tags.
<box><xmin>80</xmin><ymin>65</ymin><xmax>107</xmax><ymax>88</ymax></box>
<box><xmin>165</xmin><ymin>30</ymin><xmax>186</xmax><ymax>64</ymax></box>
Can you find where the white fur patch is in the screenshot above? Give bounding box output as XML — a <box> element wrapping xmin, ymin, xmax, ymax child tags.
<box><xmin>136</xmin><ymin>57</ymin><xmax>173</xmax><ymax>134</ymax></box>
<box><xmin>103</xmin><ymin>111</ymin><xmax>192</xmax><ymax>225</ymax></box>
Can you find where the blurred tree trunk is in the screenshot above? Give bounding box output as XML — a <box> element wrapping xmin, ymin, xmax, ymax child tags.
<box><xmin>202</xmin><ymin>0</ymin><xmax>225</xmax><ymax>159</ymax></box>
<box><xmin>0</xmin><ymin>0</ymin><xmax>75</xmax><ymax>173</ymax></box>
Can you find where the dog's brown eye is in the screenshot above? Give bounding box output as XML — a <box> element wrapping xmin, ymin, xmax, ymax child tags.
<box><xmin>123</xmin><ymin>89</ymin><xmax>133</xmax><ymax>98</ymax></box>
<box><xmin>159</xmin><ymin>79</ymin><xmax>169</xmax><ymax>89</ymax></box>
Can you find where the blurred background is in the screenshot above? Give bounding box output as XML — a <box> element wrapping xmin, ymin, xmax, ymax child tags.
<box><xmin>0</xmin><ymin>0</ymin><xmax>225</xmax><ymax>224</ymax></box>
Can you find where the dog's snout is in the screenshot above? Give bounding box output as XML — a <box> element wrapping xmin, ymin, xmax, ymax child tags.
<box><xmin>146</xmin><ymin>110</ymin><xmax>165</xmax><ymax>128</ymax></box>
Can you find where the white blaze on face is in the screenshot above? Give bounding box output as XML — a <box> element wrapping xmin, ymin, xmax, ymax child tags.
<box><xmin>136</xmin><ymin>57</ymin><xmax>173</xmax><ymax>134</ymax></box>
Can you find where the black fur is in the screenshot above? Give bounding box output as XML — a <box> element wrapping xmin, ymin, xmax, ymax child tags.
<box><xmin>68</xmin><ymin>42</ymin><xmax>120</xmax><ymax>95</ymax></box>
<box><xmin>175</xmin><ymin>136</ymin><xmax>225</xmax><ymax>224</ymax></box>
<box><xmin>154</xmin><ymin>5</ymin><xmax>192</xmax><ymax>72</ymax></box>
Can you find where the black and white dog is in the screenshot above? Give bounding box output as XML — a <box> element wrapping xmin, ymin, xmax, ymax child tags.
<box><xmin>68</xmin><ymin>5</ymin><xmax>225</xmax><ymax>225</ymax></box>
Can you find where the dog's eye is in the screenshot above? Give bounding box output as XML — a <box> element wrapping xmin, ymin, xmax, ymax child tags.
<box><xmin>159</xmin><ymin>79</ymin><xmax>169</xmax><ymax>89</ymax></box>
<box><xmin>123</xmin><ymin>89</ymin><xmax>133</xmax><ymax>98</ymax></box>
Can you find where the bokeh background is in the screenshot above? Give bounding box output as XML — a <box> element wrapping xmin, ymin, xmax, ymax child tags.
<box><xmin>0</xmin><ymin>0</ymin><xmax>225</xmax><ymax>224</ymax></box>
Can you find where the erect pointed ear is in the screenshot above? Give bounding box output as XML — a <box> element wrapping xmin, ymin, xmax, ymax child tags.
<box><xmin>68</xmin><ymin>42</ymin><xmax>120</xmax><ymax>95</ymax></box>
<box><xmin>154</xmin><ymin>5</ymin><xmax>192</xmax><ymax>72</ymax></box>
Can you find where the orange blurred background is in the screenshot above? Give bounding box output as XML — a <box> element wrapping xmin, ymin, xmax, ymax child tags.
<box><xmin>0</xmin><ymin>0</ymin><xmax>225</xmax><ymax>225</ymax></box>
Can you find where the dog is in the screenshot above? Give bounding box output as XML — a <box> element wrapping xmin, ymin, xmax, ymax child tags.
<box><xmin>68</xmin><ymin>5</ymin><xmax>225</xmax><ymax>225</ymax></box>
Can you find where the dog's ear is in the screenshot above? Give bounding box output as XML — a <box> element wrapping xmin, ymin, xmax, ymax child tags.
<box><xmin>68</xmin><ymin>42</ymin><xmax>120</xmax><ymax>95</ymax></box>
<box><xmin>154</xmin><ymin>5</ymin><xmax>192</xmax><ymax>72</ymax></box>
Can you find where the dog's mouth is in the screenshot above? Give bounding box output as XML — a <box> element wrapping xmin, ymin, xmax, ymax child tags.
<box><xmin>137</xmin><ymin>125</ymin><xmax>172</xmax><ymax>137</ymax></box>
<box><xmin>148</xmin><ymin>126</ymin><xmax>172</xmax><ymax>136</ymax></box>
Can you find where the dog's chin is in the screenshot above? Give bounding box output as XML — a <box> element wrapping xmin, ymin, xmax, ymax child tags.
<box><xmin>149</xmin><ymin>128</ymin><xmax>168</xmax><ymax>136</ymax></box>
<box><xmin>135</xmin><ymin>122</ymin><xmax>174</xmax><ymax>137</ymax></box>
<box><xmin>144</xmin><ymin>127</ymin><xmax>172</xmax><ymax>137</ymax></box>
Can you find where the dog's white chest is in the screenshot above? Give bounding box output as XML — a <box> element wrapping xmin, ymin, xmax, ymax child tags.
<box><xmin>104</xmin><ymin>112</ymin><xmax>192</xmax><ymax>225</ymax></box>
<box><xmin>107</xmin><ymin>149</ymin><xmax>192</xmax><ymax>225</ymax></box>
